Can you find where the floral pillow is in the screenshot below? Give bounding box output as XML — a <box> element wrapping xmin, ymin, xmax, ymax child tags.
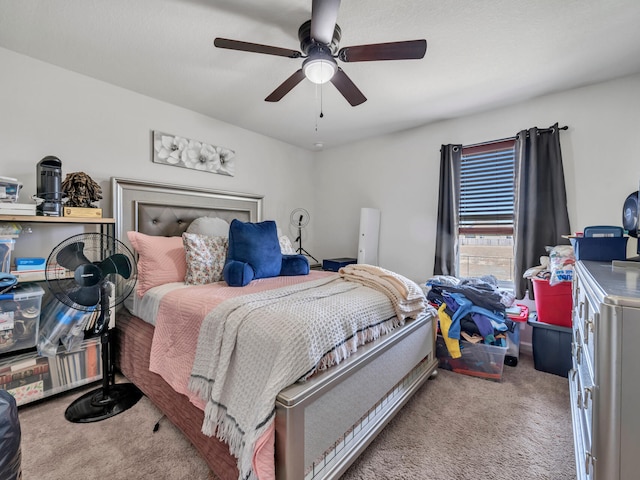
<box><xmin>182</xmin><ymin>232</ymin><xmax>229</xmax><ymax>285</ymax></box>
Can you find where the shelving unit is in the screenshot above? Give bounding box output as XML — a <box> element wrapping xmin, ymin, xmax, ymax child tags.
<box><xmin>0</xmin><ymin>214</ymin><xmax>114</xmax><ymax>406</ymax></box>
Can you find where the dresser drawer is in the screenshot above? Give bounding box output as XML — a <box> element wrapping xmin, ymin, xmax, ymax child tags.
<box><xmin>570</xmin><ymin>367</ymin><xmax>595</xmax><ymax>480</ymax></box>
<box><xmin>573</xmin><ymin>277</ymin><xmax>597</xmax><ymax>378</ymax></box>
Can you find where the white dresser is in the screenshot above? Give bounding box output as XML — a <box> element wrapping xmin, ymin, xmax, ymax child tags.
<box><xmin>571</xmin><ymin>260</ymin><xmax>640</xmax><ymax>480</ymax></box>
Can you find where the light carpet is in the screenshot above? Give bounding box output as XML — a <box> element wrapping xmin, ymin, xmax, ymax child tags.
<box><xmin>17</xmin><ymin>352</ymin><xmax>575</xmax><ymax>480</ymax></box>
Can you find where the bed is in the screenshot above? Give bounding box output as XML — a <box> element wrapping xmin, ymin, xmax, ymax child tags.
<box><xmin>111</xmin><ymin>177</ymin><xmax>438</xmax><ymax>480</ymax></box>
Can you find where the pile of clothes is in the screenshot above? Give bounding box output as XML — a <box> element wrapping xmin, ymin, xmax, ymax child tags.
<box><xmin>425</xmin><ymin>275</ymin><xmax>518</xmax><ymax>359</ymax></box>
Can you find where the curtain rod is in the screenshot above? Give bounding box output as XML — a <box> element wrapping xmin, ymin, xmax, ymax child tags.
<box><xmin>463</xmin><ymin>125</ymin><xmax>568</xmax><ymax>149</ymax></box>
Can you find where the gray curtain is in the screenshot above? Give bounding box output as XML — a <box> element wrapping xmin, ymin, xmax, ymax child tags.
<box><xmin>514</xmin><ymin>123</ymin><xmax>571</xmax><ymax>299</ymax></box>
<box><xmin>434</xmin><ymin>144</ymin><xmax>462</xmax><ymax>276</ymax></box>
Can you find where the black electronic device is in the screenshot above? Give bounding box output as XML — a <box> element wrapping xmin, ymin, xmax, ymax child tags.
<box><xmin>36</xmin><ymin>156</ymin><xmax>63</xmax><ymax>216</ymax></box>
<box><xmin>622</xmin><ymin>191</ymin><xmax>639</xmax><ymax>257</ymax></box>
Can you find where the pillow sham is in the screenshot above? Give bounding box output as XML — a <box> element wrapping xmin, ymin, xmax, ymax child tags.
<box><xmin>186</xmin><ymin>216</ymin><xmax>230</xmax><ymax>237</ymax></box>
<box><xmin>127</xmin><ymin>231</ymin><xmax>187</xmax><ymax>297</ymax></box>
<box><xmin>279</xmin><ymin>235</ymin><xmax>296</xmax><ymax>255</ymax></box>
<box><xmin>182</xmin><ymin>232</ymin><xmax>228</xmax><ymax>285</ymax></box>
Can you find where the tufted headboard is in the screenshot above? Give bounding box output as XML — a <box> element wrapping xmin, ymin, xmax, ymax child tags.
<box><xmin>111</xmin><ymin>177</ymin><xmax>263</xmax><ymax>246</ymax></box>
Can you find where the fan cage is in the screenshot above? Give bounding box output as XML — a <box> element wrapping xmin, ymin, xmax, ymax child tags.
<box><xmin>45</xmin><ymin>232</ymin><xmax>137</xmax><ymax>313</ymax></box>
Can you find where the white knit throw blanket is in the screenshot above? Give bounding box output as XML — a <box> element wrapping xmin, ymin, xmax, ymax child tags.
<box><xmin>339</xmin><ymin>264</ymin><xmax>427</xmax><ymax>320</ymax></box>
<box><xmin>188</xmin><ymin>275</ymin><xmax>401</xmax><ymax>480</ymax></box>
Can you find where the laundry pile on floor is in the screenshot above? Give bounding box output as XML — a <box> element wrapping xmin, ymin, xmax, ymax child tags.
<box><xmin>424</xmin><ymin>275</ymin><xmax>518</xmax><ymax>359</ymax></box>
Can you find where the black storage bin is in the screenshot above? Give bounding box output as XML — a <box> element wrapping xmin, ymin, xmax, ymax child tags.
<box><xmin>528</xmin><ymin>316</ymin><xmax>572</xmax><ymax>377</ymax></box>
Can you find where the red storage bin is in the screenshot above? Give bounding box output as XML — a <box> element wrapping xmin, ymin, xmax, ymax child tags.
<box><xmin>531</xmin><ymin>278</ymin><xmax>573</xmax><ymax>328</ymax></box>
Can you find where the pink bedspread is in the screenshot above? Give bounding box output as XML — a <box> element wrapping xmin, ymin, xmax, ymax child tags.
<box><xmin>148</xmin><ymin>271</ymin><xmax>334</xmax><ymax>479</ymax></box>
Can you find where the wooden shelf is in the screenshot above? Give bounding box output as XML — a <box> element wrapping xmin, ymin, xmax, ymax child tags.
<box><xmin>0</xmin><ymin>215</ymin><xmax>114</xmax><ymax>224</ymax></box>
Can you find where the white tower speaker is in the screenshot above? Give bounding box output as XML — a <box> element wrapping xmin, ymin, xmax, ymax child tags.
<box><xmin>357</xmin><ymin>207</ymin><xmax>381</xmax><ymax>265</ymax></box>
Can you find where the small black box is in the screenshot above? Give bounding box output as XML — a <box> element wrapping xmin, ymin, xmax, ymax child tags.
<box><xmin>322</xmin><ymin>258</ymin><xmax>357</xmax><ymax>272</ymax></box>
<box><xmin>528</xmin><ymin>316</ymin><xmax>572</xmax><ymax>377</ymax></box>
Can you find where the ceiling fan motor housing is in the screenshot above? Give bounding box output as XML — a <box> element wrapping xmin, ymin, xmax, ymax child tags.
<box><xmin>298</xmin><ymin>19</ymin><xmax>342</xmax><ymax>54</ymax></box>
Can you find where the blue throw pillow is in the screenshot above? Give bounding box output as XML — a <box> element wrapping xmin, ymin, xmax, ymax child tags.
<box><xmin>226</xmin><ymin>219</ymin><xmax>282</xmax><ymax>280</ymax></box>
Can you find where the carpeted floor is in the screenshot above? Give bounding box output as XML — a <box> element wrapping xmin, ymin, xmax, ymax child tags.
<box><xmin>17</xmin><ymin>351</ymin><xmax>575</xmax><ymax>480</ymax></box>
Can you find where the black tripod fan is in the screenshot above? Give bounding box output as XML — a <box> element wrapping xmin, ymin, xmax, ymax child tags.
<box><xmin>45</xmin><ymin>232</ymin><xmax>141</xmax><ymax>423</ymax></box>
<box><xmin>290</xmin><ymin>208</ymin><xmax>318</xmax><ymax>263</ymax></box>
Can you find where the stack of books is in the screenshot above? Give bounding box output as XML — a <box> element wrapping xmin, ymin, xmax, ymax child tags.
<box><xmin>0</xmin><ymin>356</ymin><xmax>50</xmax><ymax>405</ymax></box>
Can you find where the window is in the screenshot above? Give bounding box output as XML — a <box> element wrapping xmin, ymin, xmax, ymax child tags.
<box><xmin>458</xmin><ymin>140</ymin><xmax>515</xmax><ymax>288</ymax></box>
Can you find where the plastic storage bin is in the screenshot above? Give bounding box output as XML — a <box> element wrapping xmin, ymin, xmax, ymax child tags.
<box><xmin>531</xmin><ymin>278</ymin><xmax>573</xmax><ymax>328</ymax></box>
<box><xmin>527</xmin><ymin>316</ymin><xmax>572</xmax><ymax>377</ymax></box>
<box><xmin>436</xmin><ymin>335</ymin><xmax>507</xmax><ymax>381</ymax></box>
<box><xmin>569</xmin><ymin>236</ymin><xmax>628</xmax><ymax>261</ymax></box>
<box><xmin>0</xmin><ymin>177</ymin><xmax>22</xmax><ymax>203</ymax></box>
<box><xmin>0</xmin><ymin>283</ymin><xmax>45</xmax><ymax>354</ymax></box>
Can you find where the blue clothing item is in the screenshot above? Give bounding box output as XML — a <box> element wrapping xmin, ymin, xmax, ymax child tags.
<box><xmin>470</xmin><ymin>312</ymin><xmax>495</xmax><ymax>339</ymax></box>
<box><xmin>445</xmin><ymin>292</ymin><xmax>507</xmax><ymax>340</ymax></box>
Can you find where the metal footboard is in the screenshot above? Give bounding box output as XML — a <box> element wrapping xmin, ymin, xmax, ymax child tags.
<box><xmin>275</xmin><ymin>313</ymin><xmax>437</xmax><ymax>480</ymax></box>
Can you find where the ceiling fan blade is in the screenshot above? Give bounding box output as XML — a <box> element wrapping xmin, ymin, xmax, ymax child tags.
<box><xmin>311</xmin><ymin>0</ymin><xmax>341</xmax><ymax>45</ymax></box>
<box><xmin>330</xmin><ymin>67</ymin><xmax>367</xmax><ymax>106</ymax></box>
<box><xmin>68</xmin><ymin>285</ymin><xmax>101</xmax><ymax>307</ymax></box>
<box><xmin>99</xmin><ymin>253</ymin><xmax>132</xmax><ymax>279</ymax></box>
<box><xmin>265</xmin><ymin>69</ymin><xmax>306</xmax><ymax>102</ymax></box>
<box><xmin>56</xmin><ymin>242</ymin><xmax>91</xmax><ymax>271</ymax></box>
<box><xmin>214</xmin><ymin>38</ymin><xmax>302</xmax><ymax>58</ymax></box>
<box><xmin>338</xmin><ymin>39</ymin><xmax>427</xmax><ymax>62</ymax></box>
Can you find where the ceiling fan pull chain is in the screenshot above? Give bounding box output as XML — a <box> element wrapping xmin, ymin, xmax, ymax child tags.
<box><xmin>315</xmin><ymin>84</ymin><xmax>319</xmax><ymax>131</ymax></box>
<box><xmin>314</xmin><ymin>83</ymin><xmax>324</xmax><ymax>131</ymax></box>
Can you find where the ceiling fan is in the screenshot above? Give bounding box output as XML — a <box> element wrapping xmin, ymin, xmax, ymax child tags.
<box><xmin>214</xmin><ymin>0</ymin><xmax>427</xmax><ymax>106</ymax></box>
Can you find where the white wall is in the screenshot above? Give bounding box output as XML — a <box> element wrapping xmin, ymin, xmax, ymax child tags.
<box><xmin>313</xmin><ymin>73</ymin><xmax>640</xmax><ymax>283</ymax></box>
<box><xmin>3</xmin><ymin>46</ymin><xmax>639</xmax><ymax>283</ymax></box>
<box><xmin>0</xmin><ymin>47</ymin><xmax>315</xmax><ymax>258</ymax></box>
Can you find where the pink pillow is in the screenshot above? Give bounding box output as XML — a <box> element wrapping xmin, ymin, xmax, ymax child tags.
<box><xmin>127</xmin><ymin>231</ymin><xmax>187</xmax><ymax>296</ymax></box>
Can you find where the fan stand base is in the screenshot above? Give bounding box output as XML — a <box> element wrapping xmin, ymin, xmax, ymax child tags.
<box><xmin>64</xmin><ymin>383</ymin><xmax>143</xmax><ymax>423</ymax></box>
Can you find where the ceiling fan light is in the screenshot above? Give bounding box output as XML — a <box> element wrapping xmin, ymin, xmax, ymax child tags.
<box><xmin>303</xmin><ymin>58</ymin><xmax>336</xmax><ymax>84</ymax></box>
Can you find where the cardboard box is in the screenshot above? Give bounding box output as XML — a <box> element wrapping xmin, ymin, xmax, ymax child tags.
<box><xmin>14</xmin><ymin>257</ymin><xmax>46</xmax><ymax>271</ymax></box>
<box><xmin>63</xmin><ymin>207</ymin><xmax>102</xmax><ymax>218</ymax></box>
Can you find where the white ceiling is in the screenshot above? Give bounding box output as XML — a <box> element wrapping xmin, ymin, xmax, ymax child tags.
<box><xmin>2</xmin><ymin>0</ymin><xmax>640</xmax><ymax>151</ymax></box>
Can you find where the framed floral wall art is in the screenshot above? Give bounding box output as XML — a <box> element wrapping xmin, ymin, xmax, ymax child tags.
<box><xmin>152</xmin><ymin>131</ymin><xmax>235</xmax><ymax>176</ymax></box>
